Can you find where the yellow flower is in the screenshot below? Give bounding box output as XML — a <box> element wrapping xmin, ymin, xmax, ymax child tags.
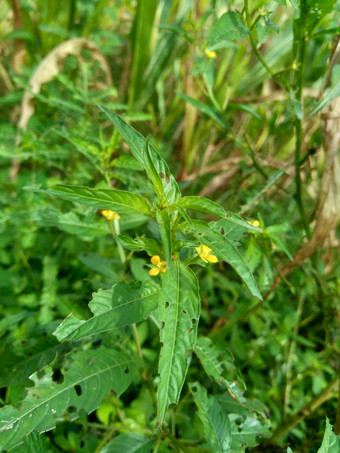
<box><xmin>205</xmin><ymin>49</ymin><xmax>217</xmax><ymax>59</ymax></box>
<box><xmin>101</xmin><ymin>209</ymin><xmax>120</xmax><ymax>220</ymax></box>
<box><xmin>247</xmin><ymin>220</ymin><xmax>260</xmax><ymax>228</ymax></box>
<box><xmin>149</xmin><ymin>255</ymin><xmax>167</xmax><ymax>276</ymax></box>
<box><xmin>195</xmin><ymin>244</ymin><xmax>218</xmax><ymax>264</ymax></box>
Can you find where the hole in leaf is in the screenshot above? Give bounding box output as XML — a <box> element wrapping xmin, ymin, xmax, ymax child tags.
<box><xmin>188</xmin><ymin>328</ymin><xmax>193</xmax><ymax>334</ymax></box>
<box><xmin>198</xmin><ymin>232</ymin><xmax>202</xmax><ymax>236</ymax></box>
<box><xmin>80</xmin><ymin>441</ymin><xmax>85</xmax><ymax>448</ymax></box>
<box><xmin>67</xmin><ymin>406</ymin><xmax>77</xmax><ymax>414</ymax></box>
<box><xmin>74</xmin><ymin>384</ymin><xmax>82</xmax><ymax>396</ymax></box>
<box><xmin>217</xmin><ymin>354</ymin><xmax>224</xmax><ymax>363</ymax></box>
<box><xmin>191</xmin><ymin>384</ymin><xmax>198</xmax><ymax>393</ymax></box>
<box><xmin>225</xmin><ymin>213</ymin><xmax>229</xmax><ymax>219</ymax></box>
<box><xmin>52</xmin><ymin>369</ymin><xmax>64</xmax><ymax>384</ymax></box>
<box><xmin>191</xmin><ymin>318</ymin><xmax>197</xmax><ymax>325</ymax></box>
<box><xmin>165</xmin><ymin>174</ymin><xmax>170</xmax><ymax>184</ymax></box>
<box><xmin>182</xmin><ymin>309</ymin><xmax>187</xmax><ymax>314</ymax></box>
<box><xmin>159</xmin><ymin>172</ymin><xmax>165</xmax><ymax>179</ymax></box>
<box><xmin>93</xmin><ymin>339</ymin><xmax>102</xmax><ymax>348</ymax></box>
<box><xmin>220</xmin><ymin>227</ymin><xmax>225</xmax><ymax>235</ymax></box>
<box><xmin>165</xmin><ymin>301</ymin><xmax>169</xmax><ymax>309</ymax></box>
<box><xmin>124</xmin><ymin>367</ymin><xmax>130</xmax><ymax>374</ymax></box>
<box><xmin>0</xmin><ymin>388</ymin><xmax>6</xmax><ymax>400</ymax></box>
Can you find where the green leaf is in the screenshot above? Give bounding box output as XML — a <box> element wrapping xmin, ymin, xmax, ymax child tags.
<box><xmin>156</xmin><ymin>210</ymin><xmax>172</xmax><ymax>266</ymax></box>
<box><xmin>0</xmin><ymin>312</ymin><xmax>35</xmax><ymax>339</ymax></box>
<box><xmin>209</xmin><ymin>11</ymin><xmax>249</xmax><ymax>45</ymax></box>
<box><xmin>143</xmin><ymin>135</ymin><xmax>165</xmax><ymax>199</ymax></box>
<box><xmin>117</xmin><ymin>235</ymin><xmax>162</xmax><ymax>257</ymax></box>
<box><xmin>128</xmin><ymin>0</ymin><xmax>158</xmax><ymax>105</ymax></box>
<box><xmin>56</xmin><ymin>130</ymin><xmax>103</xmax><ymax>174</ymax></box>
<box><xmin>181</xmin><ymin>221</ymin><xmax>262</xmax><ymax>299</ymax></box>
<box><xmin>46</xmin><ymin>185</ymin><xmax>154</xmax><ymax>217</ymax></box>
<box><xmin>100</xmin><ymin>433</ymin><xmax>155</xmax><ymax>453</ymax></box>
<box><xmin>194</xmin><ymin>336</ymin><xmax>246</xmax><ymax>402</ymax></box>
<box><xmin>54</xmin><ymin>281</ymin><xmax>160</xmax><ymax>341</ymax></box>
<box><xmin>99</xmin><ymin>107</ymin><xmax>181</xmax><ymax>205</ymax></box>
<box><xmin>0</xmin><ymin>337</ymin><xmax>68</xmax><ymax>386</ymax></box>
<box><xmin>0</xmin><ymin>347</ymin><xmax>137</xmax><ymax>451</ymax></box>
<box><xmin>172</xmin><ymin>196</ymin><xmax>261</xmax><ymax>231</ymax></box>
<box><xmin>317</xmin><ymin>418</ymin><xmax>340</xmax><ymax>453</ymax></box>
<box><xmin>175</xmin><ymin>91</ymin><xmax>227</xmax><ymax>129</ymax></box>
<box><xmin>230</xmin><ymin>415</ymin><xmax>271</xmax><ymax>450</ymax></box>
<box><xmin>31</xmin><ymin>208</ymin><xmax>110</xmax><ymax>239</ymax></box>
<box><xmin>189</xmin><ymin>382</ymin><xmax>232</xmax><ymax>453</ymax></box>
<box><xmin>157</xmin><ymin>261</ymin><xmax>200</xmax><ymax>424</ymax></box>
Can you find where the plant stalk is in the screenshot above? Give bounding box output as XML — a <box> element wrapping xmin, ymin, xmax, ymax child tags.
<box><xmin>266</xmin><ymin>376</ymin><xmax>339</xmax><ymax>445</ymax></box>
<box><xmin>294</xmin><ymin>0</ymin><xmax>311</xmax><ymax>238</ymax></box>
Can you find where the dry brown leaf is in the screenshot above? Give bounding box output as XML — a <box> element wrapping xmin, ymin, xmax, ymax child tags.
<box><xmin>11</xmin><ymin>38</ymin><xmax>113</xmax><ymax>181</ymax></box>
<box><xmin>18</xmin><ymin>38</ymin><xmax>112</xmax><ymax>132</ymax></box>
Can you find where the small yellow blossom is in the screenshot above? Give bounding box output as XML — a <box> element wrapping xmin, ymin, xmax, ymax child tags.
<box><xmin>149</xmin><ymin>255</ymin><xmax>167</xmax><ymax>276</ymax></box>
<box><xmin>247</xmin><ymin>220</ymin><xmax>260</xmax><ymax>228</ymax></box>
<box><xmin>205</xmin><ymin>49</ymin><xmax>217</xmax><ymax>59</ymax></box>
<box><xmin>196</xmin><ymin>244</ymin><xmax>218</xmax><ymax>264</ymax></box>
<box><xmin>101</xmin><ymin>209</ymin><xmax>121</xmax><ymax>220</ymax></box>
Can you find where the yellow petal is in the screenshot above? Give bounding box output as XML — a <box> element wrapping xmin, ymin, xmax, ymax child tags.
<box><xmin>195</xmin><ymin>246</ymin><xmax>202</xmax><ymax>255</ymax></box>
<box><xmin>252</xmin><ymin>220</ymin><xmax>260</xmax><ymax>228</ymax></box>
<box><xmin>161</xmin><ymin>267</ymin><xmax>167</xmax><ymax>273</ymax></box>
<box><xmin>200</xmin><ymin>256</ymin><xmax>209</xmax><ymax>263</ymax></box>
<box><xmin>151</xmin><ymin>255</ymin><xmax>161</xmax><ymax>266</ymax></box>
<box><xmin>207</xmin><ymin>254</ymin><xmax>218</xmax><ymax>263</ymax></box>
<box><xmin>205</xmin><ymin>49</ymin><xmax>217</xmax><ymax>59</ymax></box>
<box><xmin>149</xmin><ymin>267</ymin><xmax>160</xmax><ymax>276</ymax></box>
<box><xmin>202</xmin><ymin>244</ymin><xmax>212</xmax><ymax>253</ymax></box>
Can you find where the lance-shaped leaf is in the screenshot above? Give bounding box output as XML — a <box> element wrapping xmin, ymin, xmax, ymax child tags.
<box><xmin>99</xmin><ymin>106</ymin><xmax>181</xmax><ymax>205</ymax></box>
<box><xmin>194</xmin><ymin>336</ymin><xmax>246</xmax><ymax>403</ymax></box>
<box><xmin>54</xmin><ymin>281</ymin><xmax>160</xmax><ymax>342</ymax></box>
<box><xmin>189</xmin><ymin>382</ymin><xmax>232</xmax><ymax>453</ymax></box>
<box><xmin>317</xmin><ymin>417</ymin><xmax>340</xmax><ymax>453</ymax></box>
<box><xmin>116</xmin><ymin>235</ymin><xmax>162</xmax><ymax>257</ymax></box>
<box><xmin>175</xmin><ymin>91</ymin><xmax>227</xmax><ymax>130</ymax></box>
<box><xmin>0</xmin><ymin>347</ymin><xmax>137</xmax><ymax>451</ymax></box>
<box><xmin>101</xmin><ymin>433</ymin><xmax>155</xmax><ymax>453</ymax></box>
<box><xmin>181</xmin><ymin>220</ymin><xmax>262</xmax><ymax>300</ymax></box>
<box><xmin>171</xmin><ymin>196</ymin><xmax>261</xmax><ymax>231</ymax></box>
<box><xmin>46</xmin><ymin>185</ymin><xmax>154</xmax><ymax>217</ymax></box>
<box><xmin>157</xmin><ymin>261</ymin><xmax>200</xmax><ymax>424</ymax></box>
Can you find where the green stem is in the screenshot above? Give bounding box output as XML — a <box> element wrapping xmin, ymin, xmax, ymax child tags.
<box><xmin>283</xmin><ymin>292</ymin><xmax>305</xmax><ymax>419</ymax></box>
<box><xmin>244</xmin><ymin>0</ymin><xmax>274</xmax><ymax>78</ymax></box>
<box><xmin>294</xmin><ymin>0</ymin><xmax>311</xmax><ymax>238</ymax></box>
<box><xmin>109</xmin><ymin>219</ymin><xmax>126</xmax><ymax>264</ymax></box>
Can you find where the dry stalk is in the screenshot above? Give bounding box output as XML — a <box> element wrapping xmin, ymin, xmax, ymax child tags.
<box><xmin>264</xmin><ymin>36</ymin><xmax>340</xmax><ymax>297</ymax></box>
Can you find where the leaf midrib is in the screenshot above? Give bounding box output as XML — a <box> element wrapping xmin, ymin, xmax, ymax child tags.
<box><xmin>64</xmin><ymin>289</ymin><xmax>159</xmax><ymax>339</ymax></box>
<box><xmin>50</xmin><ymin>187</ymin><xmax>151</xmax><ymax>215</ymax></box>
<box><xmin>0</xmin><ymin>357</ymin><xmax>136</xmax><ymax>432</ymax></box>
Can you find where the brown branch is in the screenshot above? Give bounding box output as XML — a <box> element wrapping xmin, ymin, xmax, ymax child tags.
<box><xmin>265</xmin><ymin>376</ymin><xmax>339</xmax><ymax>445</ymax></box>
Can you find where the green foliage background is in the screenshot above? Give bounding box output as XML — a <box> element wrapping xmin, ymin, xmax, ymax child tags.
<box><xmin>0</xmin><ymin>0</ymin><xmax>339</xmax><ymax>452</ymax></box>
